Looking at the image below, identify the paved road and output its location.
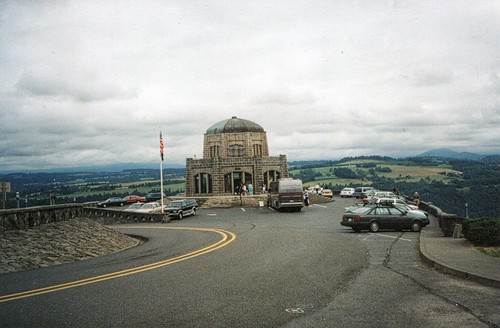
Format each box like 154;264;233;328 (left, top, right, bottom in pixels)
0;198;498;327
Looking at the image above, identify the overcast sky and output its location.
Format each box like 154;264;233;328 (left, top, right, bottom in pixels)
1;1;499;171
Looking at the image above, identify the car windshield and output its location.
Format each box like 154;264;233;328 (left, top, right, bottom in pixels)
168;202;182;208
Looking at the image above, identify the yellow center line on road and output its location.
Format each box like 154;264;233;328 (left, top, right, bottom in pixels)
0;227;236;303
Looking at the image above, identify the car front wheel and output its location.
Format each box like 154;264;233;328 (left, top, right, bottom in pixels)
369;221;380;232
411;221;422;232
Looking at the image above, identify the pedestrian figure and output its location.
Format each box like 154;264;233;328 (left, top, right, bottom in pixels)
248;183;253;196
413;191;420;207
303;189;310;206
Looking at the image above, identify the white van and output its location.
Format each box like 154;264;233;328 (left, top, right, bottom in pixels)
340;187;355;197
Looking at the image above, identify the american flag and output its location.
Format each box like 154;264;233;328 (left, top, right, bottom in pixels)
160;132;164;161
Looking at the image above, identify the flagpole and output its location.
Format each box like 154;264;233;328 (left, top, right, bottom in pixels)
159;129;164;213
160;159;164;213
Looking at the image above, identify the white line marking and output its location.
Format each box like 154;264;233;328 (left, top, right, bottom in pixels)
285;308;305;314
241;208;246;212
313;204;327;208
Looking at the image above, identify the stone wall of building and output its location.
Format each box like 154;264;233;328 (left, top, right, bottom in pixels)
203;131;269;158
185;155;288;196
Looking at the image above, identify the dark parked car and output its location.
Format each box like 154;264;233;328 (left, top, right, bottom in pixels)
341;204;429;233
353;186;375;199
164;199;198;219
97;197;125;208
145;192;165;202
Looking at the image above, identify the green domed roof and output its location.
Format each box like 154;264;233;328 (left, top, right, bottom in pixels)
206;116;265;135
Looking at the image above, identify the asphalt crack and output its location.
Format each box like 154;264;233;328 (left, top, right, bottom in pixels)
383;232;498;328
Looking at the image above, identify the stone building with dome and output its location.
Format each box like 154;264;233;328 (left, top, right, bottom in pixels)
185;116;288;196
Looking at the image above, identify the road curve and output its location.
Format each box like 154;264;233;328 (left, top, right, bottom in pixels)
0;227;236;303
0;203;366;327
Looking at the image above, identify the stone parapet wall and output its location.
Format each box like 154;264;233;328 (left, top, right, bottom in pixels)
172;195;269;208
0;204;85;233
419;201;464;237
81;207;170;225
0;205;169;234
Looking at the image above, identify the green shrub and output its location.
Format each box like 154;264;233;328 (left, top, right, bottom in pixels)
462;218;500;246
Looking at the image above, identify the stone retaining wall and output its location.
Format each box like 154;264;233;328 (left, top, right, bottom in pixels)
0;218;139;274
0;204;85;233
419;201;464;237
0;204;170;234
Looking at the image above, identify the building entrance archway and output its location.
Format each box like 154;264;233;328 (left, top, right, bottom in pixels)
263;170;281;191
224;172;252;194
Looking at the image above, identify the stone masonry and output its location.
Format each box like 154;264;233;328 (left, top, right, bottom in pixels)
0;218;139;274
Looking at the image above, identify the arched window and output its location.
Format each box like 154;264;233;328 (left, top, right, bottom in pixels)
228;144;245;157
210;145;219;158
194;173;212;194
253;144;262;157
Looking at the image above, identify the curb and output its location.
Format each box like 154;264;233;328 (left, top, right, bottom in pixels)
419;233;500;289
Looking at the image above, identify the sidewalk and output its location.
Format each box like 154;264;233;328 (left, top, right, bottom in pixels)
419;215;500;288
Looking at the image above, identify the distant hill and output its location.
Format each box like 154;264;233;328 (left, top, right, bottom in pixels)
417;149;485;161
0;162;185;174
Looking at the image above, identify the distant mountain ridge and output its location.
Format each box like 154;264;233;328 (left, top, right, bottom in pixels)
417;148;485;161
0;162;185;174
2;150;497;174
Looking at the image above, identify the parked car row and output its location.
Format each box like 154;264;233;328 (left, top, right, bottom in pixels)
304;186;402;200
124;202;164;213
97;193;165;208
361;190;398;204
341;197;429;233
98;197;199;220
340;186;382;198
304;185;332;198
341;203;429;233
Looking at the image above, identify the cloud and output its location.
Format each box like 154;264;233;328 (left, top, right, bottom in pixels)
15;68;137;102
249;88;318;106
0;0;499;171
